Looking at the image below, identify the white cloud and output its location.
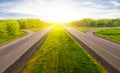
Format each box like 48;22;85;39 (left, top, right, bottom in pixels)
110;1;120;7
0;0;120;23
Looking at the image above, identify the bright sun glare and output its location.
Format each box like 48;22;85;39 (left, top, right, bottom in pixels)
1;0;120;23
39;6;79;23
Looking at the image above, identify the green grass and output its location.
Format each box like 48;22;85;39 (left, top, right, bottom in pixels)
0;30;27;44
22;26;106;73
29;27;45;31
70;26;116;32
95;28;120;43
77;27;98;32
29;25;52;31
70;26;99;32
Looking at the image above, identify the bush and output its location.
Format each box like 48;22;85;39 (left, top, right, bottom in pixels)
6;20;20;36
0;22;7;38
0;20;20;39
18;19;44;29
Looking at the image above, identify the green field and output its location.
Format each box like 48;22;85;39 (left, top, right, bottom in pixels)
22;26;106;73
29;27;45;31
67;26;101;32
29;26;51;31
95;28;120;43
0;30;27;44
67;25;117;32
75;27;98;32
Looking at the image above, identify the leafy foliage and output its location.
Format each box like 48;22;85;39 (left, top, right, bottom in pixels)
0;22;7;38
68;18;120;27
6;20;20;36
18;19;44;29
0;20;20;38
0;19;50;43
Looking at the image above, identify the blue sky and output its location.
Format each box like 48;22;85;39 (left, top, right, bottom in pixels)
0;0;120;22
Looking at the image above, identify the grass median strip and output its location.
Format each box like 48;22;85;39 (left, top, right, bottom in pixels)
22;26;106;73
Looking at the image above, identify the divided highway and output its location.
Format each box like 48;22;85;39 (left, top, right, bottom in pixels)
0;26;120;73
64;26;120;73
0;27;53;73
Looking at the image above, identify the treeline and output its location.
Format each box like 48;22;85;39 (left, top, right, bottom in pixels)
18;19;44;29
68;18;120;27
0;20;20;38
0;19;49;39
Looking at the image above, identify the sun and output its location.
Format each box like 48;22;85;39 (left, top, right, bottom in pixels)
38;6;79;23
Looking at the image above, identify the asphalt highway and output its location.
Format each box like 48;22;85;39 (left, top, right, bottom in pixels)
64;26;120;73
0;27;53;73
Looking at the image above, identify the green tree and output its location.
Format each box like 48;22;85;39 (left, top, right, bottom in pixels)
113;21;119;26
68;18;120;27
0;22;7;38
6;20;20;36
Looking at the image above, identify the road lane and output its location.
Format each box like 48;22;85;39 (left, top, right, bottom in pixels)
64;26;120;73
0;26;53;73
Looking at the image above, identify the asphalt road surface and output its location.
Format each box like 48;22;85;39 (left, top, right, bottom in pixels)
64;26;120;73
0;27;53;73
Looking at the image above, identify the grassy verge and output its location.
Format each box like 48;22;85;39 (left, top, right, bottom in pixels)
29;25;52;31
0;30;27;45
95;28;120;43
76;27;98;32
29;27;45;31
69;26;116;32
68;26;99;32
22;26;106;73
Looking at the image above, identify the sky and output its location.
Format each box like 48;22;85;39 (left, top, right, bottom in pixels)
0;0;120;23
